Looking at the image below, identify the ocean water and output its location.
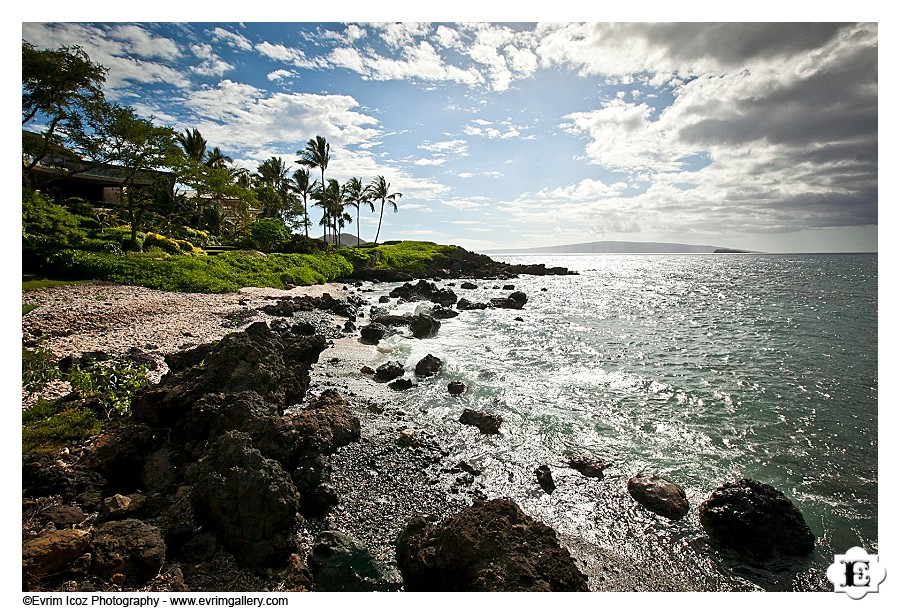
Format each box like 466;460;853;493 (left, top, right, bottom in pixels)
366;253;877;591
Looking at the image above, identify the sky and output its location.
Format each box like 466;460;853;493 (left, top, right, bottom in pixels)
19;15;880;253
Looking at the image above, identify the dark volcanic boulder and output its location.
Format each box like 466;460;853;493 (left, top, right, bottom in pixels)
288;389;361;457
359;323;388;344
535;465;556;494
456;297;490;310
91;519;166;584
698;477;815;559
81;423;159;493
374;361;405;382
567;454;611;478
395;498;588;591
133;322;326;427
414;354;443;377
388;378;415;391
409;314;441;338
389;280;458;307
627;473;689;520
190;432;301;568
447;381;467;395
431;306;459;319
491;291;528;309
459;408;502;434
505;263;574;276
22;453;106;500
286;390;361;516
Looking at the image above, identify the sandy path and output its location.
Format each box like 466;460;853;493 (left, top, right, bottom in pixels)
21;281;353;404
22;281;348;359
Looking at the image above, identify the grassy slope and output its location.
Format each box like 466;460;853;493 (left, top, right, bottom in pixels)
27;241;459;294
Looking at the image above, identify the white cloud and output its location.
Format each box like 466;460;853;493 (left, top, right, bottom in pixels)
107;24;181;61
372;22;432;50
267;69;294;82
176;80;379;155
255;41;318;68
22;23;191;90
210;27;253;51
419;139;469;156
443;196;492;210
328;40;482;86
190;43;233;77
463;119;523;140
414;158;446;166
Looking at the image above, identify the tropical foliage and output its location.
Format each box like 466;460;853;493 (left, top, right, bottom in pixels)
21;42;423;290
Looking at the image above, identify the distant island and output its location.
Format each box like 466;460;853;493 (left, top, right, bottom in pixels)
484;240;755;255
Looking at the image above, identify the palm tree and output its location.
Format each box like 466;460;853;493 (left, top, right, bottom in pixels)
254;156;292;218
312;179;343;245
290;168;314;237
205;146;232;169
367;175;402;245
296;136;330;244
342;177;370;246
177;128;207;162
231;166;252;189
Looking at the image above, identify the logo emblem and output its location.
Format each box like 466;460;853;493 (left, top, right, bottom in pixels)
826;547;886;599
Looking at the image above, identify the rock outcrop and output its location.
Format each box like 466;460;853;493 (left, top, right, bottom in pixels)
22;321;360;591
535;465;556;494
414;354;443;377
459;408;502;434
567;454;611;478
308;530;400;591
698;477;816;559
395;498;589;591
389;280;458;307
627;473;689;520
190;432;301;568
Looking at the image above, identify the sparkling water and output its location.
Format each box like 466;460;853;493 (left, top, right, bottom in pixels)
367;253;877;590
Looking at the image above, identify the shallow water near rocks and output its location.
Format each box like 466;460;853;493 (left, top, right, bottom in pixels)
341;253;876;591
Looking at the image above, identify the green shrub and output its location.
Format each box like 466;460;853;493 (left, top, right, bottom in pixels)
283;234;324;254
68;359;151;419
41;242;448;293
249;218;291;252
22;190;86;273
346;241;457;273
63;197;95;217
22;344;61;393
79;238;125;255
174;225;211;247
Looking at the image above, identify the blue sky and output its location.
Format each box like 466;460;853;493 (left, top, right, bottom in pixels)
20;17;879;252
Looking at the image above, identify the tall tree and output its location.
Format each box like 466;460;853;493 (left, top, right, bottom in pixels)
290;168;315;237
22;42;108;188
205;146;231;169
67;102;176;250
367;176;402;245
254;156;293;219
176;128;207;162
342;177;370;246
296;136;330;244
312;179;344;245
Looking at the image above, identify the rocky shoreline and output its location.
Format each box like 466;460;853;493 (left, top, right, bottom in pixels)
22;274;822;592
